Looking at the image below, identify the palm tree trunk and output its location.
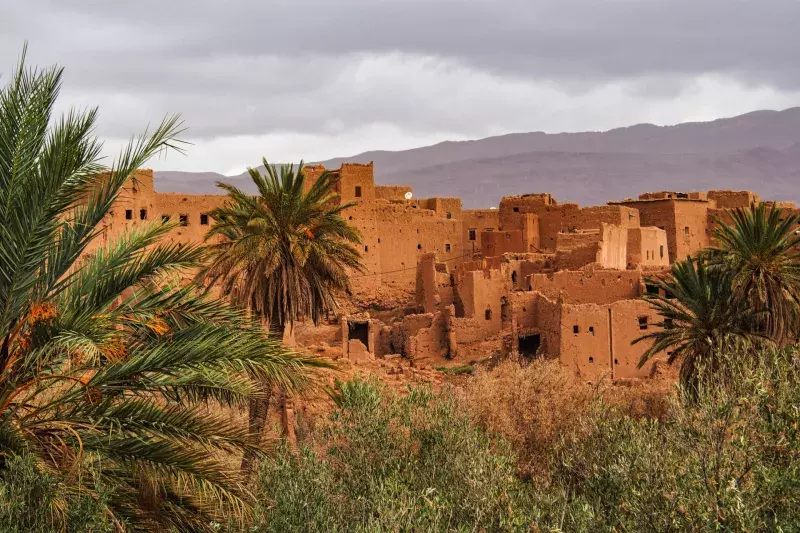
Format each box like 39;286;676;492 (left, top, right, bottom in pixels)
240;388;272;473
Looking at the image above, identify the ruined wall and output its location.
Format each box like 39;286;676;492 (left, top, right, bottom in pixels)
707;190;759;209
375;185;413;201
627;227;669;267
461;209;500;257
528;269;642;305
454;269;505;336
596;223;628;270
609;299;664;379
480;230;524;257
616;198;711;263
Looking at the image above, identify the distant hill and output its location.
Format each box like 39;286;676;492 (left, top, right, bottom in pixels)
156;107;800;208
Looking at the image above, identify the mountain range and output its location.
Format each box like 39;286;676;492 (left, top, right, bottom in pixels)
156;107;800;209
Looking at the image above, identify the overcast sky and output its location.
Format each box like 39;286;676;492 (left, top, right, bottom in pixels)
3;0;800;175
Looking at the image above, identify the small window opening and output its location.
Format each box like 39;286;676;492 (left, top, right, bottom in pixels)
659;245;664;259
484;308;493;321
513;207;519;213
518;334;541;359
364;245;369;252
468;228;476;241
645;284;659;295
588;326;594;335
417;244;422;250
125;209;133;220
573;325;580;334
179;214;188;227
445;243;451;253
378;238;381;244
638;316;649;330
354;186;362;198
684;226;690;237
588;356;594;364
200;214;209;225
349;216;353;220
511;271;518;284
614;358;619;365
446;212;452;219
161;214;170;223
139;209;147;220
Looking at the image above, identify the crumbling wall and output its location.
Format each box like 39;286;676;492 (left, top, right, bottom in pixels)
707;190;759;209
627;227;669;267
454;269;505;337
461;209;500;258
528;269;641;305
375;185;413;201
609;299;665;379
480;230;524;257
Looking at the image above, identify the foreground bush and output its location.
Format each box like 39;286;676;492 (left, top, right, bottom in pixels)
540;349;800;531
250;376;534;532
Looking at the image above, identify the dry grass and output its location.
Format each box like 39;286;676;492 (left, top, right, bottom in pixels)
462;359;675;479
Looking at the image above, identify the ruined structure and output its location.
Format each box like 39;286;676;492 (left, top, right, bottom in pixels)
99;165;784;383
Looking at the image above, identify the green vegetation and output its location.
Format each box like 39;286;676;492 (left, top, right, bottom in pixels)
199;160;364;469
433;363;474;375
0;51;326;530
638;202;800;391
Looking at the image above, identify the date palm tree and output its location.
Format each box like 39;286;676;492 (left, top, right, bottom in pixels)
634;257;761;394
704;203;800;344
0;51;326;530
199;160;364;465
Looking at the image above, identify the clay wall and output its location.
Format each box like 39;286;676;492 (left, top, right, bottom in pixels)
375;185;413;201
528;269;642;305
616;198;711;262
461;209;500;256
454;269;505;336
338;163;376;203
707;190;759;209
480;230;524;257
627;227;669;267
596;223;628;270
560;303;612;380
564;205;641;232
609;299;665;379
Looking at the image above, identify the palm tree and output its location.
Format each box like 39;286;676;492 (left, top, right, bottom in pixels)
0;51;326;530
634;257;762;393
704;203;800;343
199;160;364;463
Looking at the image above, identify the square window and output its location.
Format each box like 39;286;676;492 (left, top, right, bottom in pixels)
445;243;451;253
200;214;209;225
125;209;133;220
638;316;649;330
355;186;362;198
513;207;519;213
161;214;170;223
139;209;147;220
179;214;188;226
446;212;452;219
468;228;476;241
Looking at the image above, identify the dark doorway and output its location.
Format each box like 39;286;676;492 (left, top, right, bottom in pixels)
518;334;541;358
348;321;369;348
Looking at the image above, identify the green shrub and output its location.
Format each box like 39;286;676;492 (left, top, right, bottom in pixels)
539;349;800;531
0;453;114;533
249;376;533;532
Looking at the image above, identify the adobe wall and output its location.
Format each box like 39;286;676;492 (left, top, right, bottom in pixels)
454;269;505;336
481;230;524;257
616;198;711;262
596;223;628;270
707;190;759;209
554;224;627;270
559;298;665;381
338;163;376;203
375;185;413;201
627;227;669;267
461;209;500;257
609;299;665;379
528;269;642;305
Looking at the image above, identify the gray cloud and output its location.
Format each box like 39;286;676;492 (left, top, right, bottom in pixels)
2;0;800;171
